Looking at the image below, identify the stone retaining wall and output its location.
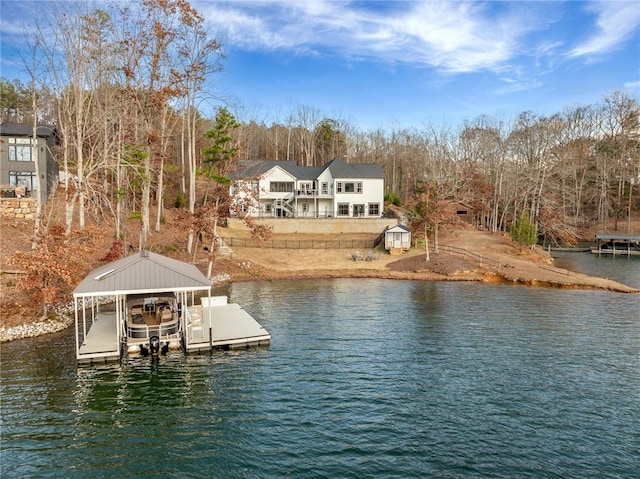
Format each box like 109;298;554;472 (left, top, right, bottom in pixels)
0;198;37;219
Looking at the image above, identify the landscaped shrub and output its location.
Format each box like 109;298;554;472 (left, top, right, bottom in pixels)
385;192;401;207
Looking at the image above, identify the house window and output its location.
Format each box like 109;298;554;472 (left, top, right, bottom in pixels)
299;182;312;195
339;182;362;193
8;138;34;162
368;203;380;216
265;204;272;214
9;171;37;191
337;203;349;216
336;182;343;193
270;181;294;193
321;182;329;195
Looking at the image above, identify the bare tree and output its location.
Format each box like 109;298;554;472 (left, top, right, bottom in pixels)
37;3;106;234
597;91;640;232
289;104;322;165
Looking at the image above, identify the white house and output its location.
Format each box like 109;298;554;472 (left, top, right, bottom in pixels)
230;159;385;219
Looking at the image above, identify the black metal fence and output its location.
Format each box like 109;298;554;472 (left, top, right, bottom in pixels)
220;231;386;250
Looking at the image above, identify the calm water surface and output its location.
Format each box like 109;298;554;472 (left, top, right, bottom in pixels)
1;258;639;478
552;250;640;288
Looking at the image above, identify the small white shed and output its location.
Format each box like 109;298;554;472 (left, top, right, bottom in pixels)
385;224;411;254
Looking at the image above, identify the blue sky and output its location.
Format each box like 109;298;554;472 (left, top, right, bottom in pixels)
1;1;639;130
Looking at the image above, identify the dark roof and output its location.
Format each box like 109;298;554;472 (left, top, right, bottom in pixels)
322;158;385;179
386;224;411;233
0;122;57;138
231;158;384;181
231;160;289;179
74;250;211;297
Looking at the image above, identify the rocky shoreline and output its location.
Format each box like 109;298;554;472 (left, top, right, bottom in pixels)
0;303;76;343
0;315;74;342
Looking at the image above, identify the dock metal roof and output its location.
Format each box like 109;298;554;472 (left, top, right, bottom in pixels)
595;234;640;241
73;250;212;297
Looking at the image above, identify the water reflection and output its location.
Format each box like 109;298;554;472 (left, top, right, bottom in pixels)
2;277;639;478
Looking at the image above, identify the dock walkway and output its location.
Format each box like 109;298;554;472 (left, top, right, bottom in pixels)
78;312;120;363
77;298;270;364
186;301;271;352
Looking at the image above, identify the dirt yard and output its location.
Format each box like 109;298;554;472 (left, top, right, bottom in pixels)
215;223;639;292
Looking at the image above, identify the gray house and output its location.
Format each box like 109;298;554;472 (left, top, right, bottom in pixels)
0;122;59;203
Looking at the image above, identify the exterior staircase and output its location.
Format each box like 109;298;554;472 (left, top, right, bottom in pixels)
275;195;295;217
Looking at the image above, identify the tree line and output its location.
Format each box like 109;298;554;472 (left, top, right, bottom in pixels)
1;0;639;252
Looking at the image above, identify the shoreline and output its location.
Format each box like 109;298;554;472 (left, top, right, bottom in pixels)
1;268;637;344
3;235;638;344
230;266;640;293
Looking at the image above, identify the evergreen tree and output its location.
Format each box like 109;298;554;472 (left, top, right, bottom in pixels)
203;107;240;182
509;214;538;248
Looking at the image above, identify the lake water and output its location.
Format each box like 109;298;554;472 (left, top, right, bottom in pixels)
1;253;639;478
551;250;640;289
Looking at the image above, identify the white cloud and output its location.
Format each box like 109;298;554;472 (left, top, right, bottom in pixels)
197;1;539;73
623;80;640;91
393;2;519;72
568;1;640;57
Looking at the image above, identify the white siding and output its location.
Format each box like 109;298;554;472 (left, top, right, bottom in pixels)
233;161;384;219
333;178;383;218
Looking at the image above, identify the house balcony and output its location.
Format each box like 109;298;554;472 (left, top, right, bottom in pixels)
295;189;333;199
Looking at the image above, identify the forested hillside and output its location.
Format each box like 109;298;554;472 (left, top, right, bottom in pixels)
1;0;638;248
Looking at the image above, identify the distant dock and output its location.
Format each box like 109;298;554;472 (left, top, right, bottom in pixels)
592;234;640;256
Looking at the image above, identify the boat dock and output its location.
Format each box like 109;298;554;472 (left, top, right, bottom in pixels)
76;297;270;364
74;250;270;365
592;234;640;256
